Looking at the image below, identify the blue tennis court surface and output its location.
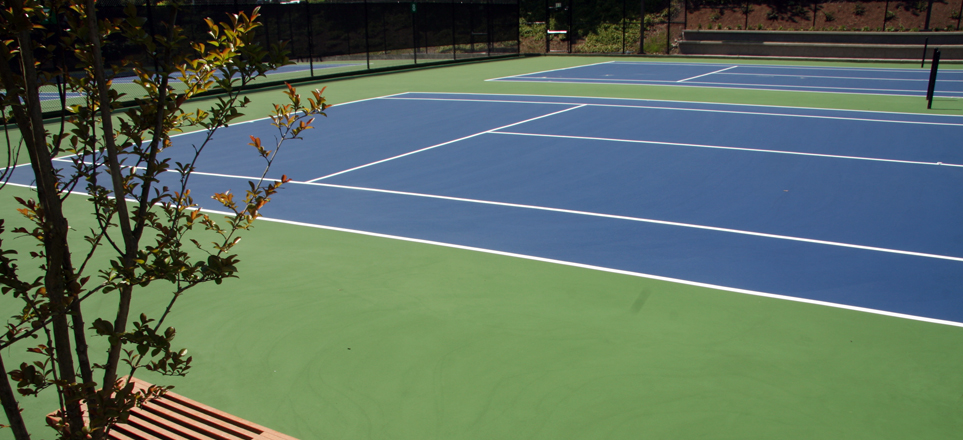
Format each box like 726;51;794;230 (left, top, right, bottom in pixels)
12;92;963;324
490;61;963;97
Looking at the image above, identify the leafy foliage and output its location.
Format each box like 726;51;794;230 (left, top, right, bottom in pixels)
0;0;328;438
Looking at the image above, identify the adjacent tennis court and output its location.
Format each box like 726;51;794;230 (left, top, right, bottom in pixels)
490;60;963;97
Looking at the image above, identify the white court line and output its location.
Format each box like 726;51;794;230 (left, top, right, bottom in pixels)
500;75;683;83
715;71;963;83
491;131;963;168
385;96;963;126
678;66;737;82
59;162;960;263
487;77;961;99
392;91;963;120
484;61;616;82
609;60;963;74
686;79;957;95
305;104;587;182
489;61;963;83
299;181;963;263
499;74;944;95
239;215;963;328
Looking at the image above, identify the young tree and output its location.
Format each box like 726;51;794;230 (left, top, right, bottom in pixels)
0;0;328;438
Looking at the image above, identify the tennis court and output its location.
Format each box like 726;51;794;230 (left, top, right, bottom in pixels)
491;60;963;97
5;56;963;439
15;89;962;322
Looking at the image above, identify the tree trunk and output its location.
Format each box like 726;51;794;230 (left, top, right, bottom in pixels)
9;1;85;433
0;353;31;440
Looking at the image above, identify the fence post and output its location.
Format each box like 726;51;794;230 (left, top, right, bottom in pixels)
883;0;890;29
452;0;458;59
921;37;929;68
568;0;573;53
488;0;493;56
545;0;550;53
621;0;626;54
640;0;646;53
364;0;370;70
812;0;818;29
305;1;314;76
517;0;521;54
923;0;934;30
263;7;272;52
412;1;418;64
665;0;670;54
145;0;158;74
744;0;749;29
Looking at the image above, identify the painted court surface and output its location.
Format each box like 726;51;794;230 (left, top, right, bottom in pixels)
4;58;963;439
72;91;962;325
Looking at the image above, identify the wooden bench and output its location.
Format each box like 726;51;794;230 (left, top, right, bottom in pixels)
47;377;298;440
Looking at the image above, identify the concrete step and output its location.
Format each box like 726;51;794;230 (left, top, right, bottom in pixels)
678;40;963;59
683;30;963;45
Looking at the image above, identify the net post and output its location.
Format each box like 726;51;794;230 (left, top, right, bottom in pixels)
926;48;941;109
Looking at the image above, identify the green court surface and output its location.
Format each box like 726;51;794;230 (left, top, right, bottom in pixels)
4;56;963;439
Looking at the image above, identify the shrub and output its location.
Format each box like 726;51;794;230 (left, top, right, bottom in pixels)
643;30;668;53
575;22;641;53
854;3;866;16
709;12;721;21
824;11;835;22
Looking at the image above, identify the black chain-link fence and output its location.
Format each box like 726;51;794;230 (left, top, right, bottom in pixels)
519;0;684;54
686;0;961;32
35;0;519;113
520;0;962;54
105;0;518;68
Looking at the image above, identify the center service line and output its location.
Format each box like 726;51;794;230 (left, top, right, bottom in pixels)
677;65;738;82
306;104;587;182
